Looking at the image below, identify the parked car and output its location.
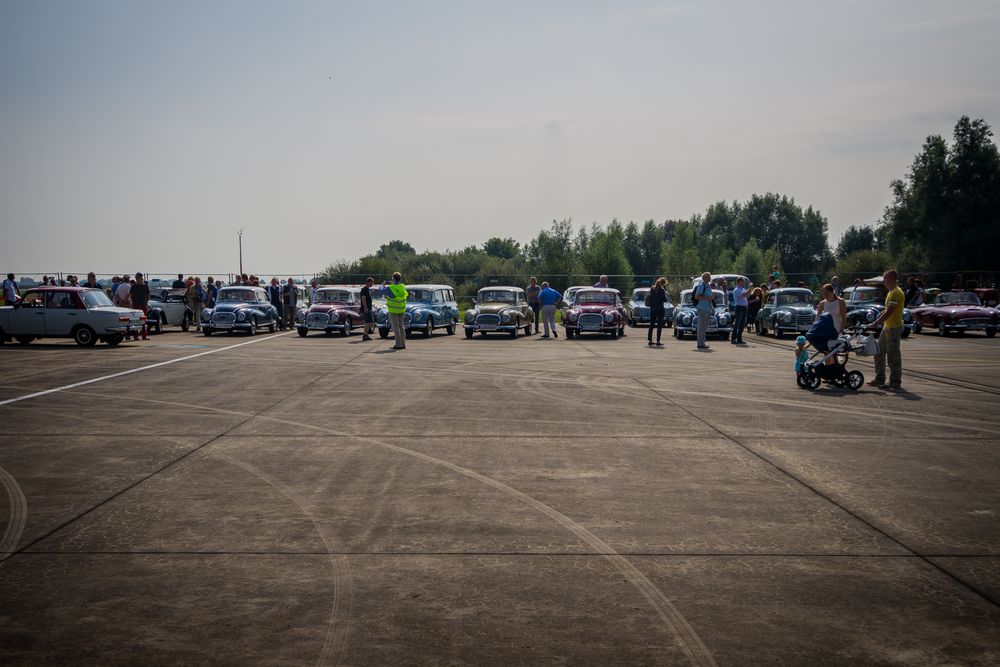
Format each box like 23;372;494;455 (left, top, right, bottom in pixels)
201;286;280;336
562;286;590;307
672;288;732;340
376;284;459;338
561;288;627;339
755;288;817;338
0;287;144;346
627;288;673;328
843;286;914;338
911;291;999;337
296;286;366;337
691;274;749;313
464;287;533;338
147;288;194;334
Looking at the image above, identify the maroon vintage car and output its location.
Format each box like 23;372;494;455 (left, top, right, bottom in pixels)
561;288;627;339
912;291;999;337
296;286;367;337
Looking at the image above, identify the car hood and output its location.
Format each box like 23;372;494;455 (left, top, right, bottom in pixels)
88;306;144;317
309;303;352;313
569;304;618;313
474;303;518;314
774;305;815;313
941;306;997;317
210;301;257;312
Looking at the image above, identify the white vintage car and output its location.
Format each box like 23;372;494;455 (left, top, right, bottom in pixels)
0;287;145;346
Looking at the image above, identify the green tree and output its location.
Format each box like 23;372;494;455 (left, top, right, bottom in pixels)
733;194;829;275
834;250;893;285
482;237;520;259
663;222;701;279
581;224;633;293
835;225;879;259
525;219;580;289
639;220;665;276
622;221;644;276
733;241;766;282
376;240;416;259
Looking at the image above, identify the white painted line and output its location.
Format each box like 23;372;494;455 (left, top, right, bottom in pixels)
0;332;292;407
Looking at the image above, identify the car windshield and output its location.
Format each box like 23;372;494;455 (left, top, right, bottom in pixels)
682;290;724;307
82;290;113;308
576;291;615;305
778;292;813;307
852;288;884;302
479;290;516;303
218;289;255;302
315;289;352;303
407;289;432;302
632;290;649;302
937;292;981;306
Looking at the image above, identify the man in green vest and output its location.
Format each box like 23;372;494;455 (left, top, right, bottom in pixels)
379;271;408;349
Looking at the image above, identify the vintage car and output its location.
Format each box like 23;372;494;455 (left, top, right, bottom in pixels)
911;291;999;337
627;288;674;327
755;288;817;338
0;287;144;346
672;288;732;340
147;288;194;334
464;286;534;338
201;286;280;336
296;286;368;337
561;286;590;307
691;274;749;312
376;284;459;338
561;288;627;339
843;286;914;338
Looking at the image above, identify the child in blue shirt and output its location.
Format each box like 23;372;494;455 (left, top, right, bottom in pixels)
795;335;810;374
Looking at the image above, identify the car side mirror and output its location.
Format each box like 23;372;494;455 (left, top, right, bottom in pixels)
471;298;476;304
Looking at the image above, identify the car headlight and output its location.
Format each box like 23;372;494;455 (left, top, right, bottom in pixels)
567;311;579;322
603;311;614;322
236;311;246;322
201;309;212;322
781;312;792;323
412;311;423;321
903;310;912;323
719;313;730;324
501;312;511;323
377;310;387;322
681;314;692;325
465;311;475;323
866;310;877;323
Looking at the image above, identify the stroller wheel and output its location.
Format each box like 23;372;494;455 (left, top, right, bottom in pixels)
807;372;822;390
796;372;811;389
846;370;864;391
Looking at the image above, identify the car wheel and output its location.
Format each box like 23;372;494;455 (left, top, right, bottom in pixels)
15;335;33;345
73;325;98;347
268;321;276;333
424;317;434;338
937;318;947;336
342;320;352;337
566;328;575;339
464;328;473;339
105;333;125;346
846;370;864;391
203;328;213;337
297;328;308;337
509;327;518;339
479;330;487;337
772;320;783;339
901;327;910;339
378;328;389;339
446;321;456;335
524;323;531;336
181;313;192;332
150;316;163;335
247;318;257;336
987;328;997;338
673;327;680;339
913;322;922;334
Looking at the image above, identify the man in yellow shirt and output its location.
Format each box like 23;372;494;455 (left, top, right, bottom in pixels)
869;269;905;390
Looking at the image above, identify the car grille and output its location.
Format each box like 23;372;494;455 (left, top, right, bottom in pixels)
307;312;329;324
579;313;603;328
476;314;501;327
963;318;993;326
796;314;813;327
212;312;235;325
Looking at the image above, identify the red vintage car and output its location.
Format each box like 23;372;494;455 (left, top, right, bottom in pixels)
561;288;627;339
912;291;999;337
296;286;367;337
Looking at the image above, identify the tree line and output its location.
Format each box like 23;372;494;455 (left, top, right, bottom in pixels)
322;115;998;299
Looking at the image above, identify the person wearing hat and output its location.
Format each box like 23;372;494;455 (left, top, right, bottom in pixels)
129;272;150;340
795;335;809;375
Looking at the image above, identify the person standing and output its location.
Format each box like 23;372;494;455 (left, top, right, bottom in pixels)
594;275;610;288
359;277;376;341
747;286;763;333
130;272;150;340
205;277;218;308
281;278;298;331
309;278;319;306
189;277;206;331
82;272;100;289
526;276;541;334
730;277;749;344
694;272;714;349
172;274;185;289
380;272;408;349
115;275;132;306
647;277;668;347
267;278;284;329
538;281;562;338
869;269;905;391
3;273;19;306
830;275;843;297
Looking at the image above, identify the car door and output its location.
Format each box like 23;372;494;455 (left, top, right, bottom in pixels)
43;291;80;336
8;291;46;335
433;290;448;327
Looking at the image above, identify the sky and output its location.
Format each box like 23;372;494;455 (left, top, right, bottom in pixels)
2;0;999;277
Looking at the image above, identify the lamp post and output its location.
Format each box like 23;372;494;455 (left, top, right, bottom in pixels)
238;229;244;276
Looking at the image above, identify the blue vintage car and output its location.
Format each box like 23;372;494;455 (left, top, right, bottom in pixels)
201;286;280;336
627;287;673;328
376;284;459;338
672;288;732;340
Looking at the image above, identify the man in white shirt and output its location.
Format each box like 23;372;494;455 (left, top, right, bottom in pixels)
3;273;19;306
115;275;132;306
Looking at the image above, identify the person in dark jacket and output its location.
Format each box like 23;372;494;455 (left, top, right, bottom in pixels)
267;278;284;329
647;277;668;346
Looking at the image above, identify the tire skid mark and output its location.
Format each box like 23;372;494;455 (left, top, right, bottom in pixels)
213;454;354;667
77;391;718;667
0;466;28;561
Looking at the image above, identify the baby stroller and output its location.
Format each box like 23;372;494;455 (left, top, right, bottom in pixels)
797;321;879;391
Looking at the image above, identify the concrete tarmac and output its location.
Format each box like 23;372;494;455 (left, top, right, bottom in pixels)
1;325;998;665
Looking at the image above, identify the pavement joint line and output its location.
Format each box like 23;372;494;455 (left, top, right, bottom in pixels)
0;336;383;567
0;331;294;407
10;551;998;557
634;377;1000;611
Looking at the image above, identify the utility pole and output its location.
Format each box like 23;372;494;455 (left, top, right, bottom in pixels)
238;229;244;276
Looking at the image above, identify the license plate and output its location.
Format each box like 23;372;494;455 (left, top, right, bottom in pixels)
480;324;497;331
581;324;600;331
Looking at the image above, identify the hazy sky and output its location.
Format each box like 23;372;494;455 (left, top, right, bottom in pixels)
2;0;999;276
